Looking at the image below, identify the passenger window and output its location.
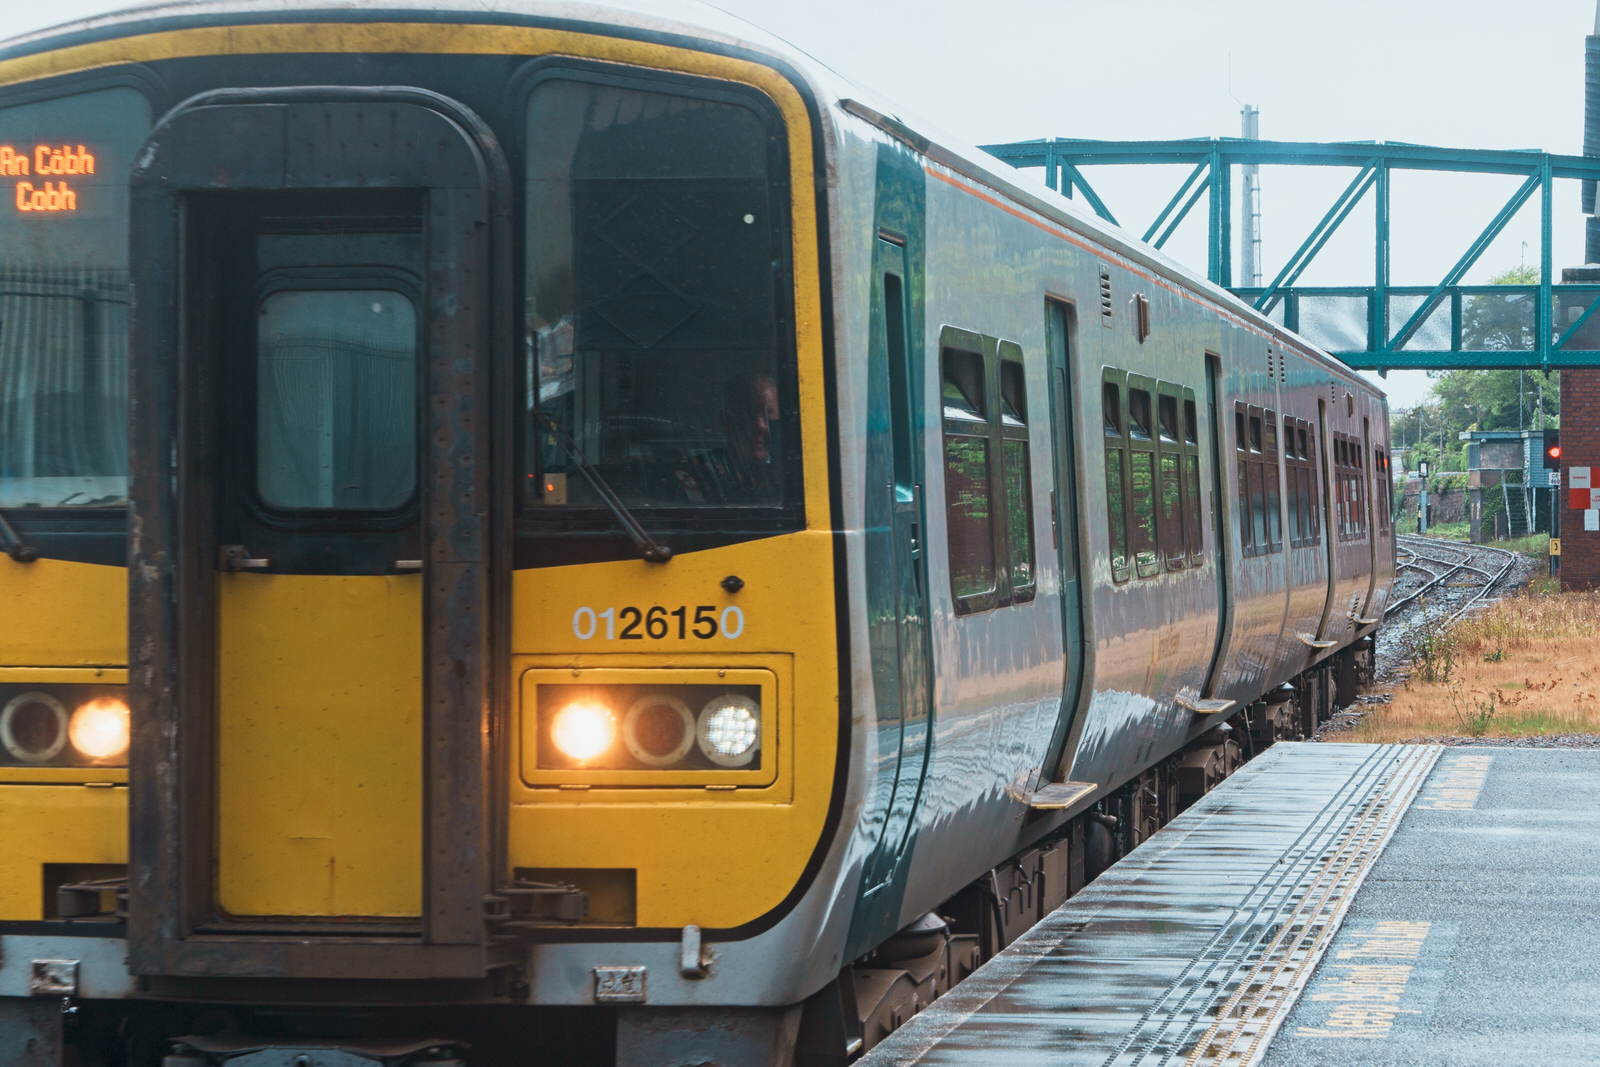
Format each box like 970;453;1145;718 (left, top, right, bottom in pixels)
1263;410;1281;551
942;347;995;609
1128;379;1158;576
1247;408;1266;553
1183;395;1202;565
1157;390;1184;568
1235;406;1252;556
1000;354;1034;601
1307;427;1321;543
1104;374;1130;582
1284;417;1301;548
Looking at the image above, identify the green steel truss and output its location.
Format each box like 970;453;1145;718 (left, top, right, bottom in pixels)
979;137;1600;370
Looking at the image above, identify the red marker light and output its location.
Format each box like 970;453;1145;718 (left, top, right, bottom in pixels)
1551;446;1561;458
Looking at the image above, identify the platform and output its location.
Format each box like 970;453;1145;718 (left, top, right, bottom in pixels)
856;742;1445;1067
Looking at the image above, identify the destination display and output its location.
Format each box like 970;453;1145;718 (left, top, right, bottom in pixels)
0;144;95;211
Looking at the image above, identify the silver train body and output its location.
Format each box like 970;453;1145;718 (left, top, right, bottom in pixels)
535;0;1393;1021
0;2;1392;1061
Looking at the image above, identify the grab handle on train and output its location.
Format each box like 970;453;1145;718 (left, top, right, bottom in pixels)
218;545;272;571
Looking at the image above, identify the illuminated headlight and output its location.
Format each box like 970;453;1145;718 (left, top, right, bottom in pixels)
0;685;130;767
68;697;130;760
0;692;68;763
550;702;616;762
697;695;760;767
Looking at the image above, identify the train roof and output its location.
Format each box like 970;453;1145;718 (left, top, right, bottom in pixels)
0;0;1381;398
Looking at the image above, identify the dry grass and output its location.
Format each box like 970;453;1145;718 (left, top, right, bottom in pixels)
1340;588;1600;742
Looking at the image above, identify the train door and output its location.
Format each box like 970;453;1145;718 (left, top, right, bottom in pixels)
1041;300;1087;769
846;147;932;957
1358;416;1378;619
1201;354;1233;696
210;200;428;920
1313;398;1340;641
127;92;507;979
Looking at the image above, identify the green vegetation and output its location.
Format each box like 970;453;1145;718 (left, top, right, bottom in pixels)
1390;266;1558;478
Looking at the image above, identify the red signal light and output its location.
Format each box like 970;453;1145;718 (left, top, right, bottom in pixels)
1551;445;1561;458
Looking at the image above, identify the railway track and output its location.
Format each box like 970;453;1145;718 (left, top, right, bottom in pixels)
1388;535;1520;626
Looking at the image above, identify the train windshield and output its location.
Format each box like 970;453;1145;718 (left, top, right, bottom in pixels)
0;87;150;509
524;76;793;511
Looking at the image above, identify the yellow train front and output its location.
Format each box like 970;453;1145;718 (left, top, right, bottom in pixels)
0;2;1395;1064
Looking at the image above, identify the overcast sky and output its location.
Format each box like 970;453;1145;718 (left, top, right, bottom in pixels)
10;0;1598;408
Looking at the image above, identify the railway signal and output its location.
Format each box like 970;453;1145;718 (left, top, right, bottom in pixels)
1544;428;1561;469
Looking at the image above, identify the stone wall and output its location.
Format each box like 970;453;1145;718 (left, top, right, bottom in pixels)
1398;478;1467;527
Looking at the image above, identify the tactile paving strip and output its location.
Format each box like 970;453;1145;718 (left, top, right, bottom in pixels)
857;743;1443;1067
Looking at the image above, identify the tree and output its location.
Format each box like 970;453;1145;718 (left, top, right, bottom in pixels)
1389;266;1562;475
1458;264;1542;353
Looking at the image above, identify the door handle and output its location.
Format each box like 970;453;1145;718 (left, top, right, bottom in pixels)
218;545;272;571
393;560;423;571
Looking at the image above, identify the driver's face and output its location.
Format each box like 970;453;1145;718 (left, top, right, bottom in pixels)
745;380;780;462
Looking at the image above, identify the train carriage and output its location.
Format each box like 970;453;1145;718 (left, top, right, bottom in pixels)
0;3;1392;1064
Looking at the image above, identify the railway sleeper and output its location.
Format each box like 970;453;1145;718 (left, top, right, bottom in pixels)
796;649;1378;1063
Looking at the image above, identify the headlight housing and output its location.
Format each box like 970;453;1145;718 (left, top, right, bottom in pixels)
536;683;763;772
0;685;129;767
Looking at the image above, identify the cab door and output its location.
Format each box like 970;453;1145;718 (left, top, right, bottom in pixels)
845;145;933;958
211;205;427;919
127;92;508;979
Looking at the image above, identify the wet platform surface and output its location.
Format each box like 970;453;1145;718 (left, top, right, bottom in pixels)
857;742;1441;1067
1264;747;1600;1066
860;742;1600;1066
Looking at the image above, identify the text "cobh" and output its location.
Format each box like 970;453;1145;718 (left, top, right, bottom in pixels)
17;181;76;212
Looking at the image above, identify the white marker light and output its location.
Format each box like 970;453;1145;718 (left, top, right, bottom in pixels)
697;695;760;767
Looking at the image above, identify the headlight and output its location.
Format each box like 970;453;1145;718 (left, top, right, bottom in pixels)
535;682;763;772
550;702;616;762
697;695;760;767
0;692;68;763
0;684;130;768
68;697;130;760
623;694;696;766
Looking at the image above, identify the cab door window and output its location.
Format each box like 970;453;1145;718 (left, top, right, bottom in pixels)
256;289;417;510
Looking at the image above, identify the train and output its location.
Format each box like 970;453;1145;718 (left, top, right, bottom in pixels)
0;2;1394;1064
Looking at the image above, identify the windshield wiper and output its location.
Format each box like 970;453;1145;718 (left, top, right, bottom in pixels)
536;412;672;563
0;510;37;562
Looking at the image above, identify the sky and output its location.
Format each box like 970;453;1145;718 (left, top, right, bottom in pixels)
10;0;1598;409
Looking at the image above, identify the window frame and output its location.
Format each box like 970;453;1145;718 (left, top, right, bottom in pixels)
941;327;1035;615
1127;373;1161;578
514;59;804;542
1103;367;1132;583
998;341;1036;604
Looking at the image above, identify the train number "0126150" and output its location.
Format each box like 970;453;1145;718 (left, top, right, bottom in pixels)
572;605;746;641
